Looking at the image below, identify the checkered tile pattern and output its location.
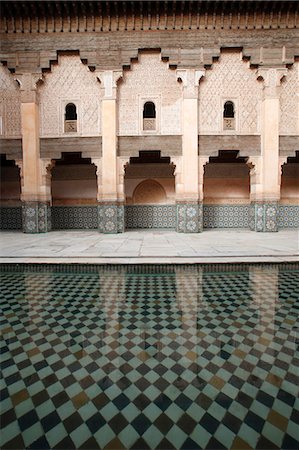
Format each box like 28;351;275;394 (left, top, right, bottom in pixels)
1;265;299;449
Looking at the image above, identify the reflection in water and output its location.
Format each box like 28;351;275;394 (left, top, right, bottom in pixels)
1;264;298;450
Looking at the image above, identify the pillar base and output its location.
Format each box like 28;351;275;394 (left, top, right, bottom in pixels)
22;202;51;233
249;202;279;232
176;202;203;233
98;203;124;233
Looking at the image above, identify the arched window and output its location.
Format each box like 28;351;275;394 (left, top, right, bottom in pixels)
223;101;235;118
143;101;156;131
143;102;156;119
223;101;235;130
64;103;77;132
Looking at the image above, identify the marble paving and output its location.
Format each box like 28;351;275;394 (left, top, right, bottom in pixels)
0;229;298;264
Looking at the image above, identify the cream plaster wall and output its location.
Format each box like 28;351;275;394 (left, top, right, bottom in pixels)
0;166;21;204
280;62;299;135
0;64;21;138
118;52;182;135
199;51;262;134
203;163;250;203
39;55;102;138
51;164;97;204
281;163;299;203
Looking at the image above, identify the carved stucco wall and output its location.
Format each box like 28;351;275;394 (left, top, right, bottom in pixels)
0;64;21;138
39;55;102;138
199;51;262;135
118;52;182;135
280;62;299;135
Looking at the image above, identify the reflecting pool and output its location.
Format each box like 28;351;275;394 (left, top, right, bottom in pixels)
1;264;298;450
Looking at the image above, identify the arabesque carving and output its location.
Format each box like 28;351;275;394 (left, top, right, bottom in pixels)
0;64;21;138
280;62;298;135
118;53;182;135
199;52;263;134
39;55;102;137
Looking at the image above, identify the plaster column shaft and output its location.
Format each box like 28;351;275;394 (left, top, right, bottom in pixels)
102;99;117;201
176;69;205;233
250;67;287;232
21;102;40;201
17;73;51;232
182;98;199;199
97;70;124;233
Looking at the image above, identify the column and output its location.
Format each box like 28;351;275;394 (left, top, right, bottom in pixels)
176;69;205;232
17;73;51;233
96;70;124;233
250;67;287;232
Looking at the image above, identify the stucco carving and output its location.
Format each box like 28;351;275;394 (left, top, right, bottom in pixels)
0;64;21;138
39;55;102;137
199;52;263;134
118;53;182;135
280;62;298;135
133;179;167;204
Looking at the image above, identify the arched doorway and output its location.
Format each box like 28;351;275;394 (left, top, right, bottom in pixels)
51;152;98;229
203;150;250;228
0;154;22;230
124;151;176;229
280;151;299;228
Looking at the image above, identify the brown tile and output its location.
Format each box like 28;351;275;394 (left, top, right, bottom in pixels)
104;437;126;450
234;349;247;359
71;391;89;409
1;327;13;335
267;410;289;431
79;436;101;449
231;436;253;450
11;389;29;407
185;350;197;361
210;375;226;390
27;347;40;358
266;373;283;388
137;351;150;362
92;392;110;409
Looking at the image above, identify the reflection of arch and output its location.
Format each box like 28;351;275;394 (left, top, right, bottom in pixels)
133;179;166;204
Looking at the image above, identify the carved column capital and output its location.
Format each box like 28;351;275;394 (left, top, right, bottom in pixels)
176;68;205;98
96;70;123;99
14;72;43;103
257;67;287;98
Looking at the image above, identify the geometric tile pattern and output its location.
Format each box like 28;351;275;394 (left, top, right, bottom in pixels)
98;204;124;234
52;206;98;230
176;203;203;233
203;204;250;229
0;206;22;230
1;264;298;450
278;205;299;229
125;205;176;229
22;202;51;233
250;202;279;232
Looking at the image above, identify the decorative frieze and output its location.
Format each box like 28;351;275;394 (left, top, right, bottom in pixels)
203;205;249;228
0;206;22;230
98;204;124;233
125;205;176;229
176;203;203;233
22;202;51;233
249;202;279;232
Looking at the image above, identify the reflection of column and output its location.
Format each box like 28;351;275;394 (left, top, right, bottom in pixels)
249;266;278;386
176;69;205;233
199;156;209;229
17;73;51;233
96;70;124;233
175;267;203;374
250;68;287;232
